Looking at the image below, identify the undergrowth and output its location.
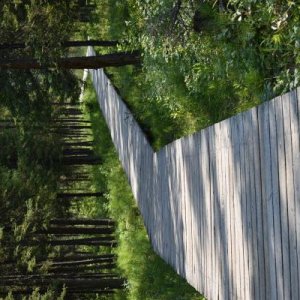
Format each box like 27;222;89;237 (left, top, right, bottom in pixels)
81;0;299;149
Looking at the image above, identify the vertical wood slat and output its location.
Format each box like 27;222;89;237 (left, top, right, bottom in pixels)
88;47;300;300
208;126;216;300
231;116;243;299
294;88;300;298
241;111;253;300
258;101;276;300
200;130;210;295
251;107;265;300
269;98;284;300
243;110;258;299
223;118;231;300
215;123;222;300
274;96;291;300
282;92;299;300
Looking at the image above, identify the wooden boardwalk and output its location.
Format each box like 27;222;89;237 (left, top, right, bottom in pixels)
87;47;300;300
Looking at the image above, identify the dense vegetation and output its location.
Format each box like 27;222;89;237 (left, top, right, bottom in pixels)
83;0;300;149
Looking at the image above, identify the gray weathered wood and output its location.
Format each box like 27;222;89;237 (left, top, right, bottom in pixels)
274;95;291;300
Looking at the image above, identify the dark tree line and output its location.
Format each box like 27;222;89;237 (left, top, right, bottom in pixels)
0;1;130;298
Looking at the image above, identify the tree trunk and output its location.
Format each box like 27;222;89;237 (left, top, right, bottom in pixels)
0;40;119;50
52;252;116;265
63;148;94;155
0;51;140;69
0;288;114;296
47;237;117;247
61;156;101;166
51;102;80;106
59;108;83;115
55;125;92;130
62;141;94;147
57;192;104;199
0;277;125;289
50;218;115;226
49;263;116;273
0;273;118;280
36;226;114;235
53;119;92;124
66;289;114;295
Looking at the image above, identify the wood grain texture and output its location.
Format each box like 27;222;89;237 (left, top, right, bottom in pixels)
87;47;300;300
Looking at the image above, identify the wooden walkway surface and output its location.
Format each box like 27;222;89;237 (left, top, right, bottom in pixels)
87;47;300;300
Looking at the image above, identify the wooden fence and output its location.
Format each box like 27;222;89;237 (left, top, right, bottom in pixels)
87;47;300;300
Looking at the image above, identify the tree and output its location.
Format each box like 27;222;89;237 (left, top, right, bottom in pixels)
0;40;119;50
50;218;115;226
0;51;141;69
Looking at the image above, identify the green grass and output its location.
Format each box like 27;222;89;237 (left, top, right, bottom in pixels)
80;78;204;300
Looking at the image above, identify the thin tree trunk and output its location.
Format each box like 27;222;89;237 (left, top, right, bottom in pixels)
50;218;115;226
0;273;118;280
56;134;92;139
59;108;83;115
53;119;92;124
57;192;104;199
0;277;125;289
36;226;114;235
66;289;114;295
0;289;114;296
62;141;94;147
48;237;116;247
63;149;94;156
51;102;80;106
0;40;119;50
53;253;115;261
54;125;92;130
61;156;101;165
0;51;140;69
49;263;116;273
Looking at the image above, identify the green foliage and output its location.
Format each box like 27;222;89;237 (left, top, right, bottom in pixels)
2;287;67;300
0;1;80;123
85;0;299;149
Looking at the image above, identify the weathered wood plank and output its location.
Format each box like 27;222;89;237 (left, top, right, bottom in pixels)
258;101;276;300
239;111;251;300
180;136;192;282
213;123;221;300
269;97;283;300
274;95;291;300
245;108;259;299
282;92;299;300
200;130;210;295
193;131;204;292
232;115;244;299
207;126;216;300
295;88;300;298
227;116;238;299
241;110;254;300
168;141;183;274
219;119;230;300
